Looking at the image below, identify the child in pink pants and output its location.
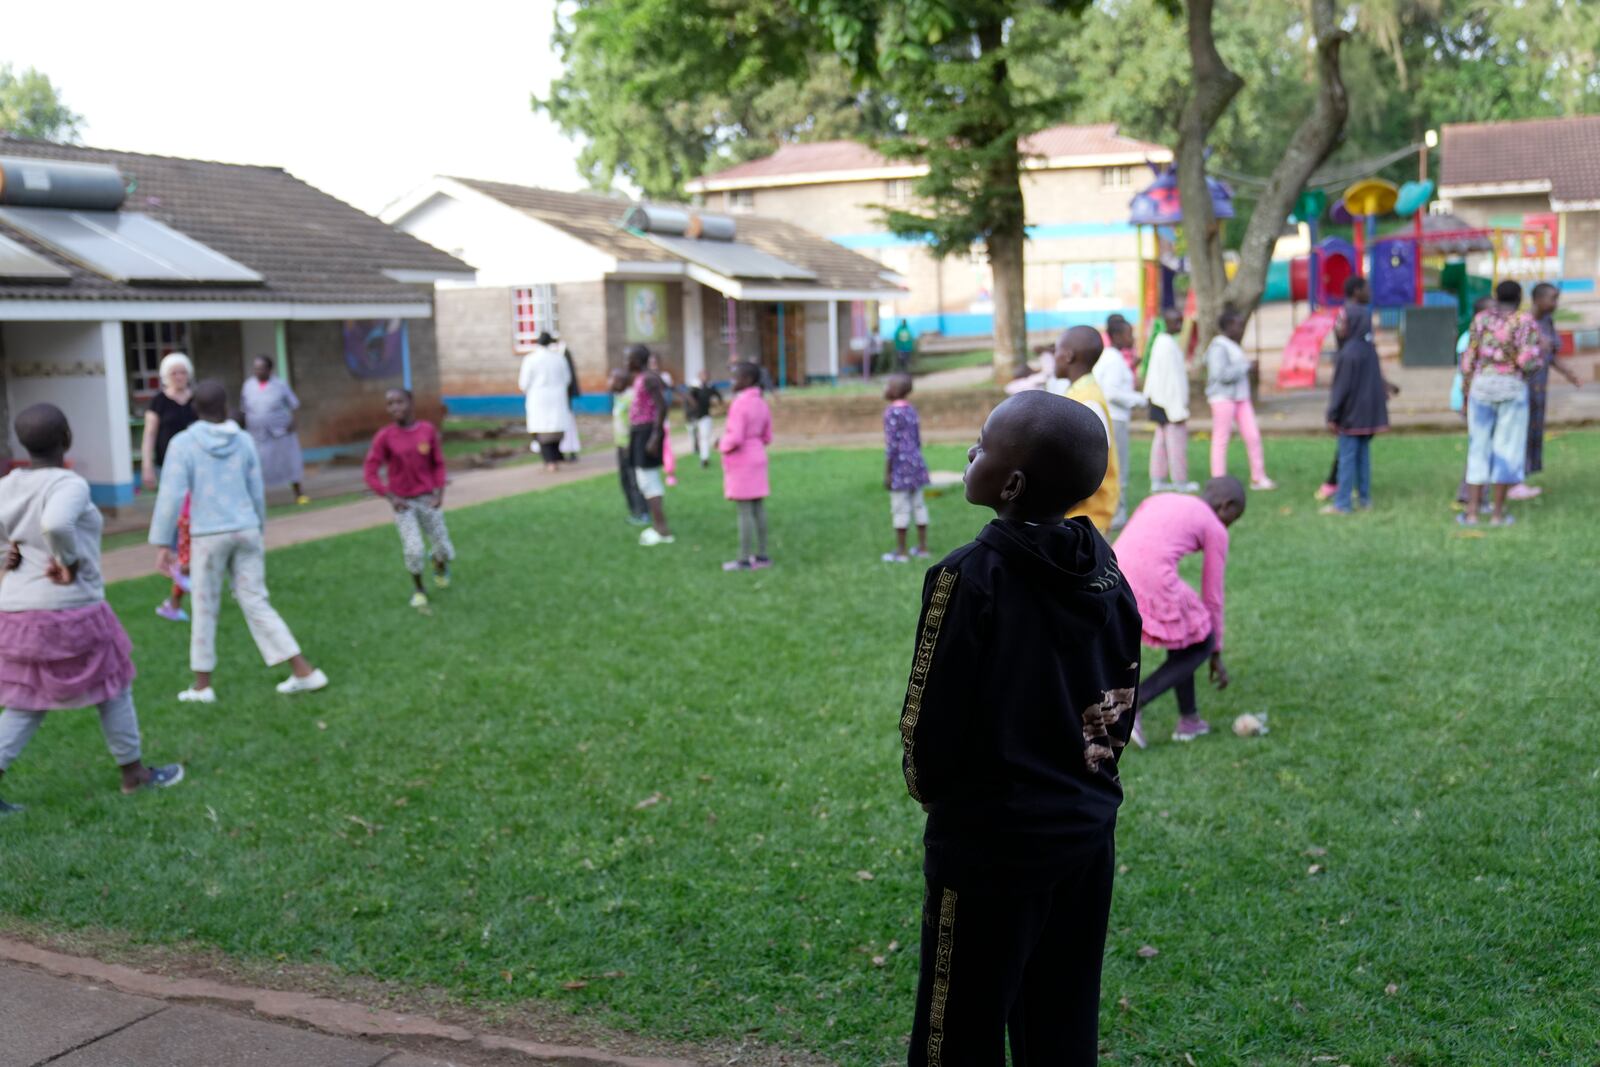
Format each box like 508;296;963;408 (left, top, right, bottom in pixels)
1203;311;1275;490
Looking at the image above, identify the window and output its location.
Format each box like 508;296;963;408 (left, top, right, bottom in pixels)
122;321;190;406
726;189;755;213
1101;166;1134;189
512;285;559;350
886;178;913;204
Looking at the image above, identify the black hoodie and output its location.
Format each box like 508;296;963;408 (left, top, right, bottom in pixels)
898;517;1143;889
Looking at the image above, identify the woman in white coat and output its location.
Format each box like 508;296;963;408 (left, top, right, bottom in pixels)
519;332;573;472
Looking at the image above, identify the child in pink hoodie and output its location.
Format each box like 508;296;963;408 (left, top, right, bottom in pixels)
719;362;773;571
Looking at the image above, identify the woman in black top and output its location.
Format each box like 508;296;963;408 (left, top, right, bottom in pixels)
140;352;197;622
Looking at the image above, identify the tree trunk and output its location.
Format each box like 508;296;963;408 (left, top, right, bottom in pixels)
977;16;1030;382
988;228;1029;380
1179;0;1350;351
1175;0;1243;353
1223;0;1348;321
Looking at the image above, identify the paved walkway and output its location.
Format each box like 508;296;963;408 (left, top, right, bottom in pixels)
0;939;697;1067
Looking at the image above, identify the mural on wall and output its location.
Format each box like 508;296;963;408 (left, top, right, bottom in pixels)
1060;262;1119;308
625;283;668;343
343;319;405;379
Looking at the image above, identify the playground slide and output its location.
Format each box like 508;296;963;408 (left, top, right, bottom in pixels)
1278;309;1339;390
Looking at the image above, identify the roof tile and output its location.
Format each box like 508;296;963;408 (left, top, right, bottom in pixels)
1440;116;1600;204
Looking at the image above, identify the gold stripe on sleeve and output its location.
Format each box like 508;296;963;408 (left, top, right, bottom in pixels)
900;568;957;803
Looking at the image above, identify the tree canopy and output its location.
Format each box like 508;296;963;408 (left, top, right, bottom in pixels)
0;64;82;143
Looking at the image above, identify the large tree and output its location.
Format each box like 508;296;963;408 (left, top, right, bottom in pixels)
800;0;1090;379
0;64;81;143
539;1;896;199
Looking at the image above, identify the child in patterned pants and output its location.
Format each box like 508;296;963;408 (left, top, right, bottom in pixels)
363;389;455;608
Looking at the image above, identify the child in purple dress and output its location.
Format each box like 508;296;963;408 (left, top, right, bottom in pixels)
881;373;931;563
0;404;183;814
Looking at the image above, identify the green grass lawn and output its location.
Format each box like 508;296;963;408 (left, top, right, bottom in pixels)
4;431;1600;1065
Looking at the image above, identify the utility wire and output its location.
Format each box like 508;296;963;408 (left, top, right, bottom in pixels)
1210;141;1424;192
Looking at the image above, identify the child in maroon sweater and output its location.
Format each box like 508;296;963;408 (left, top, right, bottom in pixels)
363;389;454;608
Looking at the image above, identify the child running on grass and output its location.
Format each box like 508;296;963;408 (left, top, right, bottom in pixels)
1050;325;1121;534
899;390;1141;1065
0;404;184;814
151;380;328;704
363;388;455;608
881;372;931;563
1114;476;1245;746
719;361;773;571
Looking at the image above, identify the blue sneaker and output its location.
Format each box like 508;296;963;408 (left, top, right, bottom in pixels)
0;797;24;816
125;764;184;794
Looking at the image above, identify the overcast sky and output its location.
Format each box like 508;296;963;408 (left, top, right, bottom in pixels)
4;0;588;215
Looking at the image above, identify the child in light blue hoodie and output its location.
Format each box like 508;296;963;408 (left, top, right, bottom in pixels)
148;381;328;704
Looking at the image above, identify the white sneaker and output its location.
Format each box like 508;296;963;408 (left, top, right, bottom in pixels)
178;687;217;704
1176;481;1201;493
638;528;675;546
276;669;329;695
409;591;429;609
1150;480;1171;493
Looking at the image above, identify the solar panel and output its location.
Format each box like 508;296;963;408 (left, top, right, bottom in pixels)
647;234;817;281
0;230;71;282
0;206;262;284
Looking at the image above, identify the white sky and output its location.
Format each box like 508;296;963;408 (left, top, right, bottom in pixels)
4;0;588;215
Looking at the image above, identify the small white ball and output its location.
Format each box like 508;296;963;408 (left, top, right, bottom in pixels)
1232;713;1265;737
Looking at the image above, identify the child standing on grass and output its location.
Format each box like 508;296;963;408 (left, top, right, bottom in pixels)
718;362;773;571
899;390;1141;1066
364;388;455;609
881;372;931;563
0;404;184;814
1050;326;1121;534
1322;277;1393;515
1114;477;1245;747
610;368;650;525
1144;306;1197;492
1205;310;1276;490
683;371;724;469
627;345;674;546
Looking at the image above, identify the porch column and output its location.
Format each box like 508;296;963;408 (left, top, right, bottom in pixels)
0;320;135;506
682;282;705;380
827;300;840;379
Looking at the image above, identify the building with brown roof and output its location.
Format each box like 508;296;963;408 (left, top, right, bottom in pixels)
683;124;1173;341
0;137;472;505
381;177;905;406
1439;117;1600;292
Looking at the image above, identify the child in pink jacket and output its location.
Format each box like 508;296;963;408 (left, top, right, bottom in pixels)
719;362;773;571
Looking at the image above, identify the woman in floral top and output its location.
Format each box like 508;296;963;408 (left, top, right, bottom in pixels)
1459;280;1543;527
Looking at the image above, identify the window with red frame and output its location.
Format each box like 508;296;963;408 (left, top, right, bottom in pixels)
512;285;558;350
123;321;191;408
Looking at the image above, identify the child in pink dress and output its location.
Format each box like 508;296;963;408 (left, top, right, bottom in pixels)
718;362;773;571
0;404;184;813
1112;477;1247;746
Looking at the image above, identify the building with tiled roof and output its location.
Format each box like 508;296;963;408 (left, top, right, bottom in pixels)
382;177;905;404
0;138;473;503
1439;117;1600;289
683;125;1173;341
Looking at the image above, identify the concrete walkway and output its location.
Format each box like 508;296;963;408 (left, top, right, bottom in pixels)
0;939;698;1067
100;459;605;584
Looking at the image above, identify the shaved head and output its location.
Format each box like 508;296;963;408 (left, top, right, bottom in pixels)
193;379;228;421
968;391;1108;517
1202;475;1247;526
14;403;70;456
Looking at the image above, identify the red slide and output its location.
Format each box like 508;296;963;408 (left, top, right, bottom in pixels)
1277;309;1339;390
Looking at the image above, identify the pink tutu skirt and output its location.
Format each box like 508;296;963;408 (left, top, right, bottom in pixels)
0;602;136;711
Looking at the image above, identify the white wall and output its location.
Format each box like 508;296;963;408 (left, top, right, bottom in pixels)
804;303;832;377
395;192;616;288
2;320;134;502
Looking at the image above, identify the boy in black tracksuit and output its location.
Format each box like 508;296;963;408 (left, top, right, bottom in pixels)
900;390;1143;1066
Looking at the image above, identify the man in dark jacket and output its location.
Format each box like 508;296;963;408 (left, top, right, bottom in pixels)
899;390;1143;1066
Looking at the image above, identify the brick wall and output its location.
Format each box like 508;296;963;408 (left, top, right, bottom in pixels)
606;280;686;382
435;286;516;396
287;319;444;448
557;280;611;391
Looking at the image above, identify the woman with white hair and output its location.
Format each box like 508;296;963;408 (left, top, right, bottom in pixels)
140;352;197;622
